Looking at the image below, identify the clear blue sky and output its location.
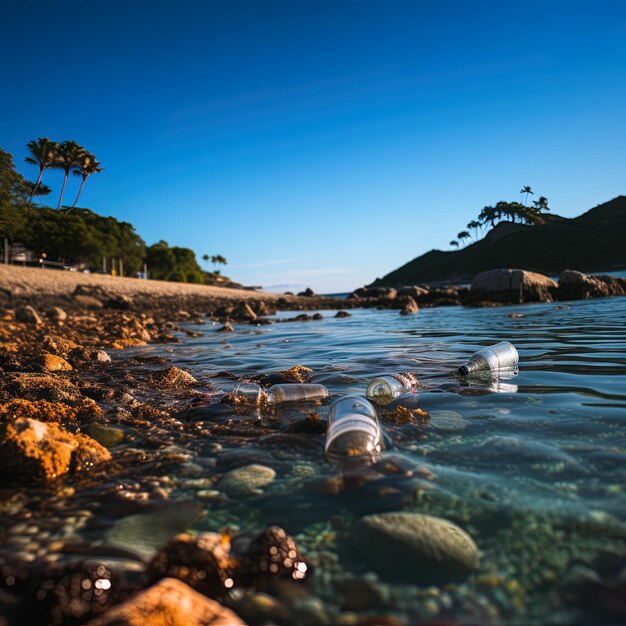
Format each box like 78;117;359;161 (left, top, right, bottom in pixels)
2;1;625;292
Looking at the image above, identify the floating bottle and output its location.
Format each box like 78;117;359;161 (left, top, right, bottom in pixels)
325;395;382;464
232;382;328;404
366;373;417;405
456;341;519;376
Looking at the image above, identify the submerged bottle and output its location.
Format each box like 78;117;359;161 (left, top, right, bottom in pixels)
457;341;519;376
325;395;383;464
232;382;329;404
366;372;417;405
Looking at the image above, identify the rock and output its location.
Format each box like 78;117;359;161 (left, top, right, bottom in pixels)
335;310;352;318
73;294;104;309
469;269;557;304
234;525;309;586
105;295;134;310
218;322;234;332
595;274;626;296
399;297;419;315
0;417;111;481
312;313;324;320
84;578;246;626
92;349;112;364
43;335;81;357
36;353;73;372
233;302;257;322
397;285;429;299
218;464;276;497
150;366;197;387
232;592;291;625
253;301;275;316
84;423;125;447
558;270;611;300
429;410;469;431
298;288;315;297
148;532;235;598
15;305;43;325
351;287;397;300
48;306;67;322
348;512;480;583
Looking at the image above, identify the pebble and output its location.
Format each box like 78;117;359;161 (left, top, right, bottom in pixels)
218;463;276;497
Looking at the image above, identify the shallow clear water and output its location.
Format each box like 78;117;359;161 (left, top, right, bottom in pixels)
162;297;626;624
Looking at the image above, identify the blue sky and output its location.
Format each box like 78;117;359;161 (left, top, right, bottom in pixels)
2;0;625;292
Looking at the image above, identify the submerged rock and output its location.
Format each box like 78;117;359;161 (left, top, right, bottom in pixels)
0;417;111;481
334;310;352;318
218;464;276;497
149;532;235;597
84;577;246;626
348;512;480;583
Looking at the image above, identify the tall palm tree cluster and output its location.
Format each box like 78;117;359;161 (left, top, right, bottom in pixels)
24;137;104;209
449;186;550;248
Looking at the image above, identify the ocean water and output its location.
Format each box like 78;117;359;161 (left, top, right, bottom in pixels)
3;297;625;626
158;296;626;625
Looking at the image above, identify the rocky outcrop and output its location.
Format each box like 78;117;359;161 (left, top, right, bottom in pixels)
468;269;557;304
84;578;246;626
558;270;624;300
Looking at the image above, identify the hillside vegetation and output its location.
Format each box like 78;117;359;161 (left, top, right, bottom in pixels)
371;196;626;286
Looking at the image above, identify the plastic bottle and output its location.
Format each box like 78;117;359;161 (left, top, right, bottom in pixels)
325;395;382;464
366;373;417;405
457;341;519;376
232;382;328;404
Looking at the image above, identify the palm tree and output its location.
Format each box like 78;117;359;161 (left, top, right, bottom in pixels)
457;231;470;246
202;254;210;270
71;152;104;207
24;137;58;204
533;196;549;212
467;219;481;241
211;254;228;272
450;240;459;248
54;141;85;209
520;185;534;206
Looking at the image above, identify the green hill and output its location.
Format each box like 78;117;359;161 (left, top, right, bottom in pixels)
370;196;626;286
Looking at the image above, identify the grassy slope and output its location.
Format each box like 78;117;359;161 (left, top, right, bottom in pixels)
371;196;626;286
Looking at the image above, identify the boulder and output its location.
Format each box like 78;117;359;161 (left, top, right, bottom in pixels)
84;578;246;626
105;295;134;310
0;417;111;481
15;304;43;325
73;294;104;309
334;310;352;318
351;287;397;300
558;270;611;300
48;306;68;322
399;297;419;315
595;274;626;296
469;269;557;304
233;302;257;322
348;512;480;584
397;285;429;299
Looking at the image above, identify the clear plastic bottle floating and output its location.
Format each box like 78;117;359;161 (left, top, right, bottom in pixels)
325;395;383;464
366;372;417;405
232;382;329;404
457;341;519;376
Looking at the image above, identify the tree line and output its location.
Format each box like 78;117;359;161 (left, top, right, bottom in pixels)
1;145;228;283
449;186;550;248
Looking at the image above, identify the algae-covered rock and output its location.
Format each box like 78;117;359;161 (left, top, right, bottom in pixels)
84;423;125;447
348;511;480;583
0;417;111;481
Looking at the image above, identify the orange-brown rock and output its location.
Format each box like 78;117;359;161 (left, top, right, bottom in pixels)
149;366;197;387
43;335;81;357
84;578;246;626
37;352;73;371
0;417;111;480
111;338;147;350
0;398;103;425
